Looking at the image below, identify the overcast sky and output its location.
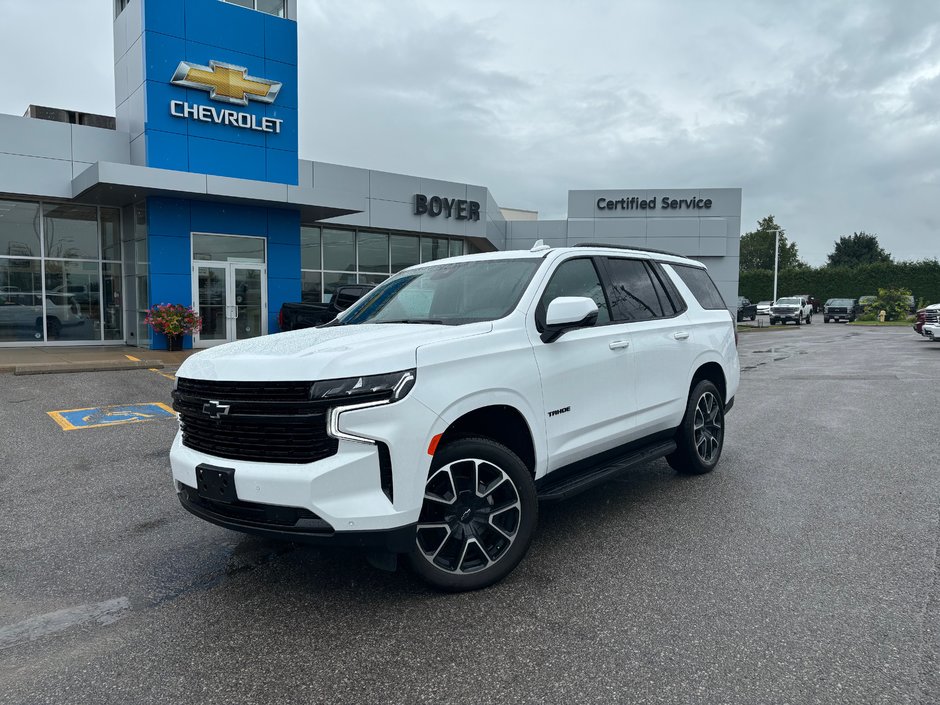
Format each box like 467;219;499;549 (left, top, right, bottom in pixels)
1;0;938;265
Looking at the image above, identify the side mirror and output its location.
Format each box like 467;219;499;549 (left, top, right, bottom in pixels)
541;296;599;343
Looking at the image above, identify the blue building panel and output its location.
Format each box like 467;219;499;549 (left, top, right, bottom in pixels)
149;234;193;275
266;208;301;245
147;197;191;236
188;136;266;181
184;0;265;58
265;147;298;184
266;242;301;280
150;273;193;307
138;0;299;185
264;17;298;68
190;201;269;237
145;130;190;171
143;31;186;88
143;0;186;39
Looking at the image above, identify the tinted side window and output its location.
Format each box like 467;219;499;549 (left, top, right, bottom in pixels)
650;261;687;314
669;264;727;310
538;258;611;326
604;258;664;321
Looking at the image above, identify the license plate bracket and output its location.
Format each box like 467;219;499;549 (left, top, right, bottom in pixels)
196;464;237;504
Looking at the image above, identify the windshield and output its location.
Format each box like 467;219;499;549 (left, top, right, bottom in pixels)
831;299;854;306
776;298;800;305
337;258;542;326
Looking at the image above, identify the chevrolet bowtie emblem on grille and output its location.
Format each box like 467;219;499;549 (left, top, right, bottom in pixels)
202;400;231;420
171;60;281;106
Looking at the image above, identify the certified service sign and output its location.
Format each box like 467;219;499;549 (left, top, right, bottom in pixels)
168;60;284;134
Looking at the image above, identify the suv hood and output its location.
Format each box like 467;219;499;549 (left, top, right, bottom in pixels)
178;322;493;382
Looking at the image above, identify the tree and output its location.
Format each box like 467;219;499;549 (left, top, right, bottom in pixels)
826;232;892;268
739;215;806;272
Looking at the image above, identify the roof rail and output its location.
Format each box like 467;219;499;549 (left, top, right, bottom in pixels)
573;242;684;257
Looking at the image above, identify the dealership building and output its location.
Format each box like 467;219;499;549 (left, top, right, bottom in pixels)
0;0;741;349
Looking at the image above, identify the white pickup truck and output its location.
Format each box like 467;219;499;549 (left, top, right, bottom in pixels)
769;296;813;326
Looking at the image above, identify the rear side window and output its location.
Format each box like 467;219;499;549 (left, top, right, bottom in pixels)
603;258;664;321
669;264;727;310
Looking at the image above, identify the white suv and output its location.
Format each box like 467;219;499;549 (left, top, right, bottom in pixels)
170;243;740;591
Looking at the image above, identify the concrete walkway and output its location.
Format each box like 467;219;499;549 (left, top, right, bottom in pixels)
0;346;198;375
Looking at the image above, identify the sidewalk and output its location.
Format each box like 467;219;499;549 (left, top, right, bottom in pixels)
0;346;198;375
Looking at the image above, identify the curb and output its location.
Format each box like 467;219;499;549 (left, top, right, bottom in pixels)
11;360;166;376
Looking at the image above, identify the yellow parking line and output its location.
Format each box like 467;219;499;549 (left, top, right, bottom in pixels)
150;368;177;381
125;354;141;362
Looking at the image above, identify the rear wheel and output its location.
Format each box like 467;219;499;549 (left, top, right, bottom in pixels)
409;437;537;592
667;380;725;475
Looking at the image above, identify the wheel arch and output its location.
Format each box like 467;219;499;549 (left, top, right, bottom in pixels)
690;361;727;406
436;404;537;477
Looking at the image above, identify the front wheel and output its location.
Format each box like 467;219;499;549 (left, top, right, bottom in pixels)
409;437;537;592
667;380;725;475
806;313;812;325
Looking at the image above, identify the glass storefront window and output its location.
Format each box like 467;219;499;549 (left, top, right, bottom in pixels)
301;271;322;304
103;263;123;341
193;233;265;262
256;0;286;16
44;260;101;342
43;204;98;260
0;200;41;259
358;232;389;273
100;208;121;261
421;237;449;263
0;259;44;342
322;229;355;272
391;235;420;273
359;273;388;286
301;227;321;270
323;272;356;303
449;239;464;258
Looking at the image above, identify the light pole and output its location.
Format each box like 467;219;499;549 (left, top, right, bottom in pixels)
771;227;783;303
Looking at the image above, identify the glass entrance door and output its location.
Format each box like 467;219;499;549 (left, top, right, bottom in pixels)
193;263;267;348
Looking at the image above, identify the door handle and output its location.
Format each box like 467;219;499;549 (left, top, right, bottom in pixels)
609;340;630;350
673;331;690;340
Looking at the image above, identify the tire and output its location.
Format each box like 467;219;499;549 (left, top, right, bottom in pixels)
769;319;776;325
824;316;829;323
750;315;756;321
806;313;812;325
795;315;801;326
666;380;725;475
408;437;537;592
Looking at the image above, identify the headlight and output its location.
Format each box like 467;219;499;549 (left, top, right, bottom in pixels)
310;369;416;401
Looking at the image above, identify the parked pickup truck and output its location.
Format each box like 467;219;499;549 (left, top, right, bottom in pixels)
278;284;374;331
823;298;859;323
769;296;813;325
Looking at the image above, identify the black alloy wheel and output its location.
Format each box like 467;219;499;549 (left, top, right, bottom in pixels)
667;379;725;475
409;437;537;592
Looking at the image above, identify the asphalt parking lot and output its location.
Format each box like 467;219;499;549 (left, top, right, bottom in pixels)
1;325;938;705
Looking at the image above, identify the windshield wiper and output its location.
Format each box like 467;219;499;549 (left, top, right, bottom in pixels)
375;319;446;325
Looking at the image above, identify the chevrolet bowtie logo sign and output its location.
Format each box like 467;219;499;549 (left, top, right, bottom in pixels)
171;60;281;106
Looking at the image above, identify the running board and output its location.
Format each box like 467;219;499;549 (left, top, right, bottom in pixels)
536;439;677;502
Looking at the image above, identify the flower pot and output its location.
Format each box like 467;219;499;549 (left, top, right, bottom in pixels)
166;334;183;352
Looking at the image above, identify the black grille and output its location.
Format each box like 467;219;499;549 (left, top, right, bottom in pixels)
173;378;342;464
829;307;848;314
180;485;333;533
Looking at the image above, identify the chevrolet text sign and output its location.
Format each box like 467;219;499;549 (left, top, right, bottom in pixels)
168;60;284;134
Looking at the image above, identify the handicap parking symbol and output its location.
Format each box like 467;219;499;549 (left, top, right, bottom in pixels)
47;403;176;431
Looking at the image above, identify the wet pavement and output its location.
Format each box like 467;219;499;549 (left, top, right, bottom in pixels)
0;325;938;704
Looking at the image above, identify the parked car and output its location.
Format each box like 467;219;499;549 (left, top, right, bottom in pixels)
756;300;773;316
736;296;757;322
770;296;813;325
792;294;821;313
278;284;374;331
823;298;859;323
0;290;82;339
170;244;740;591
923;322;940;341
857;295;877;313
916;304;940;335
